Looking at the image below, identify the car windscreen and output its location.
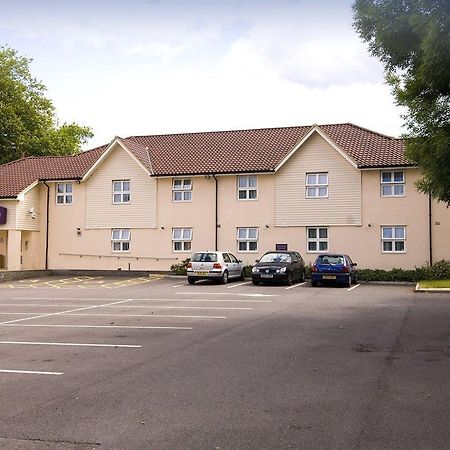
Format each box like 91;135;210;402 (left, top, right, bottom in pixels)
191;252;218;262
317;255;344;265
259;253;292;263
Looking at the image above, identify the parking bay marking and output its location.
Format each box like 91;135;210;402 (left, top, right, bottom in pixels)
178;292;275;298
2;324;193;330
0;369;63;376
285;282;307;290
0;341;142;348
227;282;252;289
0;304;252;311
347;284;361;292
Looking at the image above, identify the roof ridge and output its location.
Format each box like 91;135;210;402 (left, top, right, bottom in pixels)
128;123;315;140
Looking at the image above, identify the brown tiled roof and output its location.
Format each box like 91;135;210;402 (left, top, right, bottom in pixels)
0;123;412;198
0;146;106;198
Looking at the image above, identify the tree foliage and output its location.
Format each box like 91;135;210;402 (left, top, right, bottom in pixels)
0;46;92;165
353;0;450;203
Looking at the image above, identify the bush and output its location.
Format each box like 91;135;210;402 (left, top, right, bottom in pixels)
170;258;190;275
244;265;253;277
357;260;450;282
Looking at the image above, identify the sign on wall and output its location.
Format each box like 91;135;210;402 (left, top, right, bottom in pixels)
275;243;288;251
0;207;7;225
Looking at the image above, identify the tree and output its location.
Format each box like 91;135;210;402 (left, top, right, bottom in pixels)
353;0;450;204
0;46;92;165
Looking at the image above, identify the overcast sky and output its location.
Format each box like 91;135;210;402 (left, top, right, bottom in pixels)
1;0;406;149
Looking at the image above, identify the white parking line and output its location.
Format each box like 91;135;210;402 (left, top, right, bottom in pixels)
0;369;63;376
0;341;141;348
178;292;275;297
172;284;186;288
227;282;251;289
2;324;193;330
285;282;307;290
63;313;227;319
0;298;136;325
0;304;252;311
347;284;361;291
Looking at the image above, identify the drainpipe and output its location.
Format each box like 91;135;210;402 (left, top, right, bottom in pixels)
212;174;218;251
43;181;50;270
428;193;433;266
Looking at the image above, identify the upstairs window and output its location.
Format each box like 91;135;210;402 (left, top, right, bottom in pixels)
111;229;130;252
173;179;192;202
172;228;192;252
306;173;328;198
381;171;405;197
238;176;257;200
382;226;406;253
237;227;258;252
113;180;130;204
56;183;73;204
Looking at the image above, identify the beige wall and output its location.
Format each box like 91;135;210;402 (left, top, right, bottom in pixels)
85;144;157;229
275;132;361;226
431;201;450;262
16;185;41;231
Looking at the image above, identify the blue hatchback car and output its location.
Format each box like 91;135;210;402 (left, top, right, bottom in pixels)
311;254;357;287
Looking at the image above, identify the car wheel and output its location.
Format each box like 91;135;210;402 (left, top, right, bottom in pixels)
187;277;195;285
221;270;229;284
239;269;245;281
353;273;357;285
311;280;318;287
286;272;293;286
346;274;352;288
252;278;260;286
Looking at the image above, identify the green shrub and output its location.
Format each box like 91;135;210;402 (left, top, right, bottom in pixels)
357;260;450;282
426;260;450;280
244;264;253;277
170;258;190;275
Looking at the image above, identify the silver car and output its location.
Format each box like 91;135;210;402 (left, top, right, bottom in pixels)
186;251;245;284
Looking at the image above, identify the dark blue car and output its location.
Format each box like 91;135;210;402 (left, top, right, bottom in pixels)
311;254;357;287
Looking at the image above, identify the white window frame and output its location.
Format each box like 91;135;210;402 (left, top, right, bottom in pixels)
56;183;73;205
237;227;259;252
111;229;130;252
237;176;258;200
112;180;131;204
307;227;329;253
381;171;405;197
172;228;193;252
381;226;406;253
306;173;328;198
172;179;192;202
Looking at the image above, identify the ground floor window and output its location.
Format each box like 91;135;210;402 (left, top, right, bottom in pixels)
381;226;406;252
111;229;130;252
172;228;192;252
307;227;328;252
237;227;258;252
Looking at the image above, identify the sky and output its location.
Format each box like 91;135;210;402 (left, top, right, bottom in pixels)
0;0;406;149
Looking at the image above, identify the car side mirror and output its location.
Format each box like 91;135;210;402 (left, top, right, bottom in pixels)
255;259;260;263
352;263;357;266
238;260;242;263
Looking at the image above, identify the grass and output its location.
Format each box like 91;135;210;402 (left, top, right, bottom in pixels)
418;279;450;289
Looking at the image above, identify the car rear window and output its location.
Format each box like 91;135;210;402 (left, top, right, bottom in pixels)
316;255;344;265
191;252;218;262
260;253;292;263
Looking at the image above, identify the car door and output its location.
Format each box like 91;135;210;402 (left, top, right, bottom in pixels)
228;253;241;278
222;253;234;277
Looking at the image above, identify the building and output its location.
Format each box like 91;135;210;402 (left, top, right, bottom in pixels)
0;123;449;272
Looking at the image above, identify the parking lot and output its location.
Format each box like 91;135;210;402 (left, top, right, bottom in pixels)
0;276;449;449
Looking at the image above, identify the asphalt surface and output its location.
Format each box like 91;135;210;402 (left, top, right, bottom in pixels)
0;276;448;449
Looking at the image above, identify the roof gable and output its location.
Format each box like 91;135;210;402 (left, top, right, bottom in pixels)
0;123;413;198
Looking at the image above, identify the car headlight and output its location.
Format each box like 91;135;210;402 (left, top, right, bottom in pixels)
280;267;287;273
251;267;259;273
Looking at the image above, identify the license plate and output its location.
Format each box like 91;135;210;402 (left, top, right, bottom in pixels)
323;275;336;280
261;274;273;278
195;271;209;276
